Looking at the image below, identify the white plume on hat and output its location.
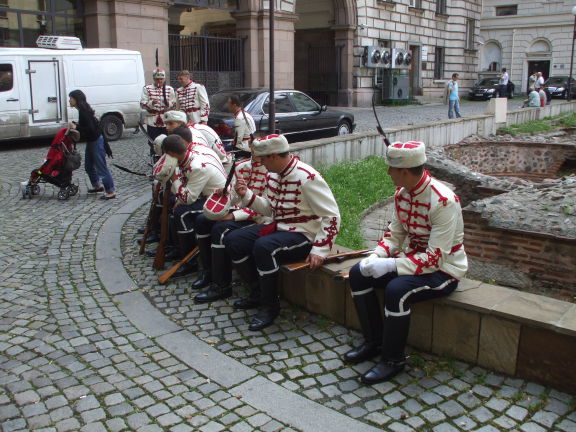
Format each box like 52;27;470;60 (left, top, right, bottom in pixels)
153;134;167;156
153;153;178;183
152;69;165;79
386;141;427;168
163;110;187;124
252;134;289;156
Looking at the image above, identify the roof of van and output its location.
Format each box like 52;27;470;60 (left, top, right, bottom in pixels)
0;48;142;56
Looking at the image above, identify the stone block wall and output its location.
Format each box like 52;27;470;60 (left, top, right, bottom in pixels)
463;211;576;299
444;141;576;181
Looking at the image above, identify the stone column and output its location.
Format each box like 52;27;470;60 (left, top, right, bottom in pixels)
84;0;170;76
233;2;297;89
333;24;355;107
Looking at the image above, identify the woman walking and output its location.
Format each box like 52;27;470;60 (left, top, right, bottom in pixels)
69;90;116;200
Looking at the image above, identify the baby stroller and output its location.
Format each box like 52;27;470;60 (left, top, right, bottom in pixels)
22;127;80;200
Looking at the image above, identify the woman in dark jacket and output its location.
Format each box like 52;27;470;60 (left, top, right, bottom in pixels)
69;90;116;199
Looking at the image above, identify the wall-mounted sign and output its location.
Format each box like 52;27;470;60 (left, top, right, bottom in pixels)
173;0;239;10
422;46;428;61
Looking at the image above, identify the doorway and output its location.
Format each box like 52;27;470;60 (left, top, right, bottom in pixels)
527;60;550;91
409;45;421;96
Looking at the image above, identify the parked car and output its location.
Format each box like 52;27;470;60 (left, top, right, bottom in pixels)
467;78;515;100
208;89;355;148
0;36;144;142
544;76;576;99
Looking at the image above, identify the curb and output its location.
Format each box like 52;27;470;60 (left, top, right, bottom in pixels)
95;192;382;432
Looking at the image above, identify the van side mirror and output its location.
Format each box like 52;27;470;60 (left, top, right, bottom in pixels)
321;105;327;112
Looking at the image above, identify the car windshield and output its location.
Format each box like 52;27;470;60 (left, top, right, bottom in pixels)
545;77;569;85
210;91;260;113
477;78;499;86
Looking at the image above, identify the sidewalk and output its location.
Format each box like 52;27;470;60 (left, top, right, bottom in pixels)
0;131;574;432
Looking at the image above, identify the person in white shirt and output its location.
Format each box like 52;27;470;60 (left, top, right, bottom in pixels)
535;72;545;90
499;68;509;98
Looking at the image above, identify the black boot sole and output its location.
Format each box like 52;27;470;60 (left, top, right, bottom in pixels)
343;345;381;364
194;290;232;304
233;299;261;310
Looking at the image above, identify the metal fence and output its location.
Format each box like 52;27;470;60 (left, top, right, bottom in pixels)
168;34;245;95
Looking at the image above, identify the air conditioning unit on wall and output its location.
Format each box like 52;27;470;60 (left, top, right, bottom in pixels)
391;48;412;69
382;70;410;100
363;46;392;68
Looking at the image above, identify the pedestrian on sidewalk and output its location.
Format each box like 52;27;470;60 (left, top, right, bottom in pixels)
499;68;509;98
535;72;545;90
447;73;461;119
69;90;116;200
528;72;537;95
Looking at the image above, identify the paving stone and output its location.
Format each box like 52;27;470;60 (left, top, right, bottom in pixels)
438;400;465;418
420;408;446;424
520;422;548;432
506;405;529;421
433;423;460;432
470;406;494;423
453;415;477;430
531;410;559;428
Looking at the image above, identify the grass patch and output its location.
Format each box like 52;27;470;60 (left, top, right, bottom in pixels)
498;121;554;136
557;112;576;128
319;156;396;249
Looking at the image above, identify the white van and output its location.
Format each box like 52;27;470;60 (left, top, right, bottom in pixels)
0;36;145;141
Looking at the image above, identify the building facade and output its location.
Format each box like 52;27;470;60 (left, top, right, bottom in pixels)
479;0;576;94
1;0;483;106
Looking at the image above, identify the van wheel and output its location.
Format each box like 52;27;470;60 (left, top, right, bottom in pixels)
337;121;351;136
101;115;123;141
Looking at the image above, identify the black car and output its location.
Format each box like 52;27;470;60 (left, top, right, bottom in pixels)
468;78;515;100
544;76;576;99
208;89;355;149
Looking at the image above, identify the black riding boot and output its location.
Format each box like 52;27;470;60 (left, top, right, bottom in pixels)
172;232;198;278
232;259;261;310
361;315;410;385
344;288;383;364
194;247;233;303
248;275;280;331
192;236;212;290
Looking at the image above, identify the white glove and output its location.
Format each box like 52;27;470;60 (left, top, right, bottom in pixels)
360;257;397;278
359;254;378;277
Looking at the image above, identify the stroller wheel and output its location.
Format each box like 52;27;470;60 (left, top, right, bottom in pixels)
68;184;79;196
58;188;70;201
31;184;40;195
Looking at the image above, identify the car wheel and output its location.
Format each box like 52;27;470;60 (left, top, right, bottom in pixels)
101;114;124;141
337;121;351;136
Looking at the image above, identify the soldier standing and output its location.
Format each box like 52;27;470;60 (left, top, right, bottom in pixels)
227;95;256;152
176;70;210;125
140;68;176;141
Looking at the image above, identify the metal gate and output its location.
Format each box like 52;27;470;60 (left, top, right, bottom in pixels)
169;34;245;95
307;45;343;106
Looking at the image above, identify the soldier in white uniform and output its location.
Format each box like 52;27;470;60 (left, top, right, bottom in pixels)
140;69;177;141
163;111;230;168
227;134;341;331
344;141;468;385
227;95;256;153
176;70;210;125
158;135;227;278
193;151;271;303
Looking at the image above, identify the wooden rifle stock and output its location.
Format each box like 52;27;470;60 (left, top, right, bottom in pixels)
153;182;171;270
158;246;199;285
281;249;373;273
139;183;161;255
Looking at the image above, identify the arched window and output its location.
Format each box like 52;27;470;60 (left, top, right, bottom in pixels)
482;42;502;72
529;40;552;54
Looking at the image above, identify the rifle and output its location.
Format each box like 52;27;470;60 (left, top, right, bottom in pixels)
153;181;171;270
157;246;199;285
281;249;373;273
139;182;161;255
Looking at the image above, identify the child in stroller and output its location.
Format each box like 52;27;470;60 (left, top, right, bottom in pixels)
23;127;80;200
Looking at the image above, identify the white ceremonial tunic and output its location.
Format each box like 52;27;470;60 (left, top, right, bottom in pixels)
140;84;177;127
374;170;468;279
189;122;231;168
176;81;210;124
233;109;256;152
171;148;226;205
241;155;341;258
229;158;271;224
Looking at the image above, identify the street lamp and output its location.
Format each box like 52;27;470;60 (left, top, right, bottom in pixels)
568;5;576;101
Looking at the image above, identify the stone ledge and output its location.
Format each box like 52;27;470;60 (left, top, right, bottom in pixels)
280;252;576;393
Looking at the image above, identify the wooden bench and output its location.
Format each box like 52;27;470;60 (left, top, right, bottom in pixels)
279;246;576;394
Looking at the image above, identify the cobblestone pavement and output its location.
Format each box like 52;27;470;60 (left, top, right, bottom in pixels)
350;99;561;133
1;126;576;432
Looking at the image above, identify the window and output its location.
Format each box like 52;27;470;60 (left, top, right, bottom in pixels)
434;47;445;79
290;92;319;112
436;0;447;14
263;92;294;114
409;0;423;8
465;19;475;50
495;5;517;16
0;64;13;92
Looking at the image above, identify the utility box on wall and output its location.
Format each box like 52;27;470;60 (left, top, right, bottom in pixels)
382;70;410;100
